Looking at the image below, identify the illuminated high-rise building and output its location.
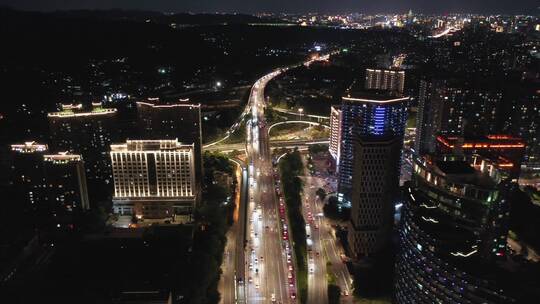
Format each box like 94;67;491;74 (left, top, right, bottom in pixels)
395;154;515;303
137;99;203;200
337;90;408;258
365;68;405;94
48;102;117;183
110;139;196;221
329;105;342;168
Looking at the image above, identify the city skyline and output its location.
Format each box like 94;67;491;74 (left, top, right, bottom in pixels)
0;5;539;304
1;0;538;14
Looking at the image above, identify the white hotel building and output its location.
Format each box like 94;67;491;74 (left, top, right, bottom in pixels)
110;139;196;221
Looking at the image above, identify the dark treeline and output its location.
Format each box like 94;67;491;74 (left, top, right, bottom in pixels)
278;149;308;303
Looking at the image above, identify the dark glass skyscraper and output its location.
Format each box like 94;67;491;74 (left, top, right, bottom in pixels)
395;154;515;303
337;90;408;257
337;92;408;205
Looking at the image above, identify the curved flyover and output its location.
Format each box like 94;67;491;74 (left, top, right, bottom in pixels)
267;120;329;136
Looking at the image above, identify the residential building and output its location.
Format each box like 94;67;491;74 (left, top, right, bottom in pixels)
504;90;540;169
10;142;48;206
365;68;405;94
42;152;90;212
415;79;503;154
48;102;117;183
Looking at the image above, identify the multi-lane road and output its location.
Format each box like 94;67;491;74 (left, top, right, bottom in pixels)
245;70;293;303
219;53;341;304
301;158;353;303
220;158;248;304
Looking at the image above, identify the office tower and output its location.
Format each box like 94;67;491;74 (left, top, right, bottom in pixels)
10;142;48;206
337;90;408;258
48;102;117;182
329;105;342;167
137;99;203;199
436;134;526;178
395;154;515;303
415;79;503;154
365;69;405;94
43;153;90;212
110;139;196;221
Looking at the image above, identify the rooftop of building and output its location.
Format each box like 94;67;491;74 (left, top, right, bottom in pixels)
365;68;405;74
110;139;194;152
435;160;476;175
343;78;407;102
343;89;407;103
43;152;82;162
437;135;526;149
10;141;48;153
48;102;116;118
416;154;504;189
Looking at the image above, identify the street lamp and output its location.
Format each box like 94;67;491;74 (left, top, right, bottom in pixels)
298;108;304;121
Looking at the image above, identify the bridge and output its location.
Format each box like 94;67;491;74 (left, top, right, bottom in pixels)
271;108;330;123
267;120;329;135
203;138;329;153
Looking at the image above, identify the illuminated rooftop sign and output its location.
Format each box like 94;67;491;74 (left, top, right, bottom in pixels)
11;141;48;153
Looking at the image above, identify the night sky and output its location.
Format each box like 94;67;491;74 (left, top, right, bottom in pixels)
0;0;538;14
